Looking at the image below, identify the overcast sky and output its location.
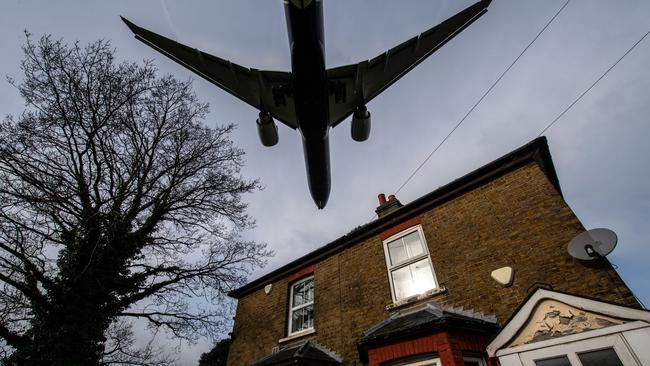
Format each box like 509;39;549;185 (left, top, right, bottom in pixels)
2;0;649;364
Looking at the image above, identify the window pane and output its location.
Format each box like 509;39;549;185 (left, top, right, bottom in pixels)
292;278;313;308
391;259;436;301
387;238;408;265
534;356;571;366
304;279;314;302
578;348;623;366
403;231;424;258
291;304;313;333
391;266;414;300
410;259;435;294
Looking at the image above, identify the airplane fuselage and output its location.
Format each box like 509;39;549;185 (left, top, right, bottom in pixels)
284;0;331;209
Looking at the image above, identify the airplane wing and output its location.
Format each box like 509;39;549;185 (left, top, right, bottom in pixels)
121;17;298;129
326;0;491;127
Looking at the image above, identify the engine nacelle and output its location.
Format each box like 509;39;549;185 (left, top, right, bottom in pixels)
256;112;279;147
351;106;371;142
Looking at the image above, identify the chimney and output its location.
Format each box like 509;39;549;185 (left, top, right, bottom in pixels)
375;193;403;218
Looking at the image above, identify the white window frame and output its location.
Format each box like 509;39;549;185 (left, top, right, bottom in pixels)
463;356;487;366
388;355;484;366
287;275;314;336
400;357;441;366
382;225;439;303
519;333;638;366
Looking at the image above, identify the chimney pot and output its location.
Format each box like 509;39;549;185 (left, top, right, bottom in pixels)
375;193;403;218
378;193;387;205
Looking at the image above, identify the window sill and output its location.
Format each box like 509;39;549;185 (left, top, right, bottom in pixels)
385;286;448;311
278;328;316;343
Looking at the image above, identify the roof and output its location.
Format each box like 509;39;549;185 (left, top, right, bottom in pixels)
358;302;500;348
486;288;650;357
252;341;342;366
229;137;561;299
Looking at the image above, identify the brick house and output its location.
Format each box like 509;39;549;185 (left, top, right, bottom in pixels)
226;137;647;366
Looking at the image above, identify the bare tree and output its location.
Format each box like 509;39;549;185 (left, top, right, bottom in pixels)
0;34;270;366
100;319;175;366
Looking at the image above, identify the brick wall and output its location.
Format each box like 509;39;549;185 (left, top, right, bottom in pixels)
226;162;638;366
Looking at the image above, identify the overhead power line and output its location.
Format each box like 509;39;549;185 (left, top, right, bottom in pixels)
393;0;571;196
537;28;650;136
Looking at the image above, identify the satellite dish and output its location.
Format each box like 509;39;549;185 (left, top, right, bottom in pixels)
568;228;617;260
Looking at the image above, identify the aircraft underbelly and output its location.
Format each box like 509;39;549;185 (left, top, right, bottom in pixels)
293;67;330;208
292;38;328;136
301;135;331;209
283;0;331;208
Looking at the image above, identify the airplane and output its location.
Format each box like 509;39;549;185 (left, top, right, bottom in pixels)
121;0;491;209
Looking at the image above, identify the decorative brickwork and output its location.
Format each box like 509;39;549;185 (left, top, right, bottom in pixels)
366;331;491;366
227;143;639;366
378;216;421;240
287;265;316;282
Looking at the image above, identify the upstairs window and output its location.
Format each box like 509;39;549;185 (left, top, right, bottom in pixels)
383;226;438;302
288;276;314;335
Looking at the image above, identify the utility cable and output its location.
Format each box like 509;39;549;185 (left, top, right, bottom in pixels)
608;260;647;310
537;28;650;136
534;29;649;309
393;0;571;196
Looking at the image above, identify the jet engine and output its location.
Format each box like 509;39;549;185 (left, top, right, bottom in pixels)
351;106;371;142
256;111;279;147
